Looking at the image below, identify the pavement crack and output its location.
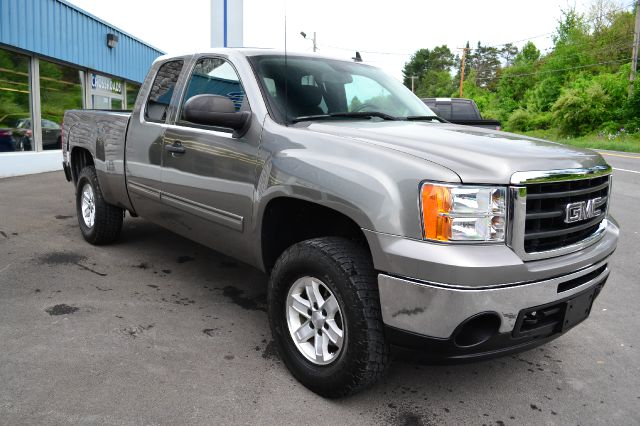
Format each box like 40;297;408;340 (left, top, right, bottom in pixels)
76;263;107;277
95;285;113;291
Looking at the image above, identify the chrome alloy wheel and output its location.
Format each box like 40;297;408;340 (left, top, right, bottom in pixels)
81;183;96;228
286;276;345;365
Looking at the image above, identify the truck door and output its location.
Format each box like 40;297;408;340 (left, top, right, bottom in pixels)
160;56;258;259
125;59;184;220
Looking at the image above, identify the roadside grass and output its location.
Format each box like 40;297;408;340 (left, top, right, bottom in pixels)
518;129;640;153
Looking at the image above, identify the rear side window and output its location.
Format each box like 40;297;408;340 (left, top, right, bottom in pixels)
145;60;184;123
451;101;478;120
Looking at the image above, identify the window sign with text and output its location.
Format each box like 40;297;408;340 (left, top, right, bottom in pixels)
91;73;122;94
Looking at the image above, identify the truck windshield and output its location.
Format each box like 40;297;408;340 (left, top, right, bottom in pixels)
249;55;437;124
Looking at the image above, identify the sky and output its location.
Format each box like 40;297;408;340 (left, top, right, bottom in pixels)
65;0;629;80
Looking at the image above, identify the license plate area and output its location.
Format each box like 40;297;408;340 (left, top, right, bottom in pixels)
513;285;601;338
561;288;598;331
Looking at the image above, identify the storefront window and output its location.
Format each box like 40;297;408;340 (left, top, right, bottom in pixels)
39;59;83;150
126;82;141;109
90;73;124;110
0;48;31;153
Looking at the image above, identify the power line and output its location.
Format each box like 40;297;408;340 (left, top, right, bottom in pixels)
317;3;637;59
473;57;632;82
538;34;634;54
466;37;633;82
535;38;635;61
318;43;413;56
484;32;555;49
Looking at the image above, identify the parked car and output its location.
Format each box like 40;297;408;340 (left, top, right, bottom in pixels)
13;118;62;150
0;127;16;152
421;97;501;130
62;49;617;397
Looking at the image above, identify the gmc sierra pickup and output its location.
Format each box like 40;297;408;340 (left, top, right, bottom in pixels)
62;49;618;398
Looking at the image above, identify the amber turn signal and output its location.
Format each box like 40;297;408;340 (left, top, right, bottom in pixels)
421;184;452;241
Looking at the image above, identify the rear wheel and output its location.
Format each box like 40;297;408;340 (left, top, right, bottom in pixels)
268;237;389;397
76;166;123;245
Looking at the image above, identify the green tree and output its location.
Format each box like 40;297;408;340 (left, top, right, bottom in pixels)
402;46;456;97
466;42;502;89
500;43;519;66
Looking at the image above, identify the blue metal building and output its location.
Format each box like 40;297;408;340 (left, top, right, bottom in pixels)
0;0;163;84
0;0;164;176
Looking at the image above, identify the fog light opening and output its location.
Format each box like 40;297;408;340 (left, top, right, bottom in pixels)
453;313;501;348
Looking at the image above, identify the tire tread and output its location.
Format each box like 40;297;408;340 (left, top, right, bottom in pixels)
76;166;123;245
268;236;389;397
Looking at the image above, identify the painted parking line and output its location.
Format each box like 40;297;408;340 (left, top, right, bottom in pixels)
613;167;640;174
597;152;640;160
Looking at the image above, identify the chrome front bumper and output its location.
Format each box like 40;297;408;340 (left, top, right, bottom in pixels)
378;258;610;339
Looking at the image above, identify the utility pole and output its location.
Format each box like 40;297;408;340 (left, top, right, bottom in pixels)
458;47;469;98
630;0;640;98
300;31;317;52
410;75;418;93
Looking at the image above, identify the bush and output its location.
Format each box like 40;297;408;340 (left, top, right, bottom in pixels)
505;110;552;132
551;81;611;136
530;111;553;129
622;82;640;131
506;109;533;131
524;77;563;112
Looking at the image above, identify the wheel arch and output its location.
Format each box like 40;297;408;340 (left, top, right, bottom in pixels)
70;146;95;185
258;195;373;273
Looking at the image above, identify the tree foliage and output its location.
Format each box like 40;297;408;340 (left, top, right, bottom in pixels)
402;45;456;97
402;1;638;137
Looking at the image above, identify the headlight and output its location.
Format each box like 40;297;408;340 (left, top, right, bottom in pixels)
420;183;507;242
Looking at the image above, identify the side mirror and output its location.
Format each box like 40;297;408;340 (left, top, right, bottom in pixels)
183;94;251;137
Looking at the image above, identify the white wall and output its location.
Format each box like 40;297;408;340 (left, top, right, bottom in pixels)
0;151;63;178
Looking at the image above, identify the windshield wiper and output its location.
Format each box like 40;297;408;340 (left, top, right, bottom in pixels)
406;115;447;123
291;111;399;123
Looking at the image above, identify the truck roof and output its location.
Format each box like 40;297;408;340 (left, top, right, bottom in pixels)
422;98;474;104
155;48;362;64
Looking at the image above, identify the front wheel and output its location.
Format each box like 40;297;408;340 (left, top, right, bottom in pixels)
76;166;123;245
268;237;389;398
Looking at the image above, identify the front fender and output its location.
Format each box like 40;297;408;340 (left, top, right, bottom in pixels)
252;120;462;240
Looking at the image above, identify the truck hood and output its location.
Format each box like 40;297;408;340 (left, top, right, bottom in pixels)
299;120;606;184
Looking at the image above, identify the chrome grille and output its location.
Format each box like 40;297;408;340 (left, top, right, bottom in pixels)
508;165;612;261
524;175;609;252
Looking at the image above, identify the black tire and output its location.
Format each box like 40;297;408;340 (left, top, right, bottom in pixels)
268;237;389;398
76;166;123;245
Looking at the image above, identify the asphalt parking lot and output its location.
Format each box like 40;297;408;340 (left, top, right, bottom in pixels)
1;151;639;425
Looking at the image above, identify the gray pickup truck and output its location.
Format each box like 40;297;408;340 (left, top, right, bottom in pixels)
62;49;618;397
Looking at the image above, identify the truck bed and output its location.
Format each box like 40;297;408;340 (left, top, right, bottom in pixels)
63;109;131;208
421;98;501;131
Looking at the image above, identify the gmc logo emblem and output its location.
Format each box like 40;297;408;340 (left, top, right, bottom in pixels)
564;197;603;224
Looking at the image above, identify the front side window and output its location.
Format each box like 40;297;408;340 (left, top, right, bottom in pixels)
145;60;184;123
249;55;436;123
345;75;393;113
180;57;247;123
